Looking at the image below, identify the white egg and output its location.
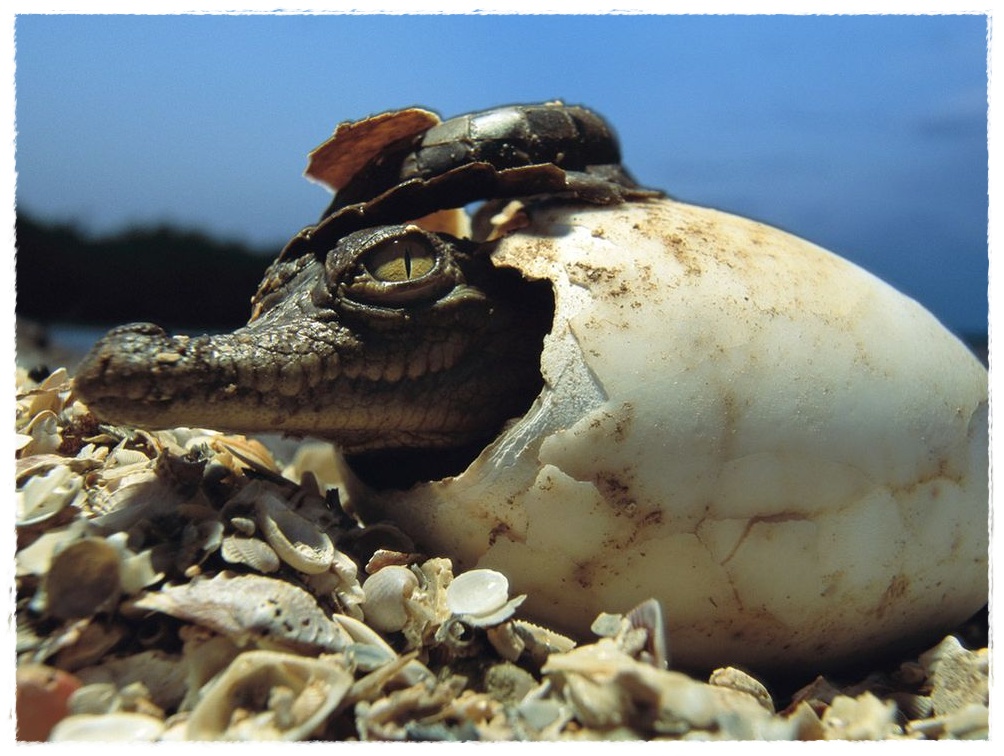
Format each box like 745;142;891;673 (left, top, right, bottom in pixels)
353;198;988;675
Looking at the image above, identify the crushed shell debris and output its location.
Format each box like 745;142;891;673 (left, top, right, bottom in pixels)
13;365;989;741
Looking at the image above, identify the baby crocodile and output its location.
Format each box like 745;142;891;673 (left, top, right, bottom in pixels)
75;224;554;483
73;103;654;484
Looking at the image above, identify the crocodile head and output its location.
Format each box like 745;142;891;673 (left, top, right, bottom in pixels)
74;102;656;486
74;223;554;484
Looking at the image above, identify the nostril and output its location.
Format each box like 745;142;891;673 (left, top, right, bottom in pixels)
73;322;175;399
108;322;169;338
98;322;171;346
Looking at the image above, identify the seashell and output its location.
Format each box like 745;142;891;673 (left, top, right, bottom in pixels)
906;702;989;740
456;596;526;629
329;613;399;666
589;612;624;639
365;548;420;573
15;663;83;741
383;557;453;649
590;599;668;668
88;466;190;532
444;689;503;728
51;618;127;670
708;667;774;714
540;639;657;731
133;572;352;654
434;616;481;652
789;675;843;710
194;519;225;552
946;704;990;740
516;695;569;737
770;700;826;741
819;693;900;740
177;631;241;713
347;653;441;718
37;365;72;392
220;535;281;573
15;463;84;527
486;623;526;662
211;433;280;473
18;366;71;419
445;568;509;617
362;565;419;633
67;682;120;715
896;660;927;686
75;442;108;463
286;486;343;532
441;568;526;629
48;712;166;742
15;521;80;580
281;440;351;497
433;562;526;626
544;637;777;737
229;516;257;535
185;650;353;740
917;635;989;715
889;692;934;721
357;198;989;675
15;451;100;482
303;554;365;620
509;620;577;667
167;426;219;448
103;532;164;594
254;486;335;574
330;549;362;587
44;537;122;619
74;650;188;713
354;674;467;741
117;681;166;720
20;409;63;456
626;598;669;669
484;662;538;706
107;446;154;467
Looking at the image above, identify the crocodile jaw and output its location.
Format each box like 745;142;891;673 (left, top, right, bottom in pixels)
73;319;520;452
73;246;552;455
76;320;368;443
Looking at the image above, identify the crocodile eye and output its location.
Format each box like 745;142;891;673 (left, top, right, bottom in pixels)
337;227;461;308
363;238;437;282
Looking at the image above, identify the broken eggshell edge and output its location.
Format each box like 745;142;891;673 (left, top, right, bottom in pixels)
352;197;988;676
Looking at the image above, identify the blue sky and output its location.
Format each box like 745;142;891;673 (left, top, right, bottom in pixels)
12;13;989;335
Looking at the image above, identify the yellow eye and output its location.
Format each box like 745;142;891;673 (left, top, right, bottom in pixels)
342;230;459;308
364;239;437;282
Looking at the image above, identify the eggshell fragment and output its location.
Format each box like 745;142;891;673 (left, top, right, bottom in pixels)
355;198;988;675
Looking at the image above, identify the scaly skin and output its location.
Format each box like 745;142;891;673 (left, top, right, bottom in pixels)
74;224;553;460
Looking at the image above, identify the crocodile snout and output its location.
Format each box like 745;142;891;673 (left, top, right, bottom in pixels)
74;322;223;428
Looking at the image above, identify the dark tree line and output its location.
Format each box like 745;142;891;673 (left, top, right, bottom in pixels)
15;213;276;329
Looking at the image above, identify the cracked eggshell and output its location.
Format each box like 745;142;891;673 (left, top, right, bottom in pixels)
355;198;988;675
